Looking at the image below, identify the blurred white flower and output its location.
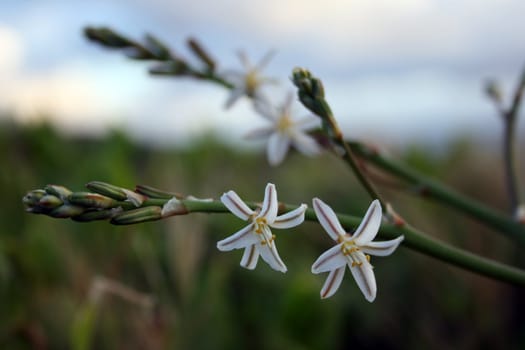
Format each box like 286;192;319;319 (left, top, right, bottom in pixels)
217;183;307;272
247;94;322;166
222;51;276;109
311;198;404;301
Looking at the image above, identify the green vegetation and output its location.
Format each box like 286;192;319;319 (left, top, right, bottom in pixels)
2;120;524;349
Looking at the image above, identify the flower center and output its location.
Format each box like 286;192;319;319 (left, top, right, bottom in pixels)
340;240;371;267
276;113;293;133
254;216;275;246
245;70;259;96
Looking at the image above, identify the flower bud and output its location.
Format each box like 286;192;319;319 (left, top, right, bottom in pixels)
44;185;72;200
135;184;183;199
38;194;64;209
68;192;118;209
86;181;128;201
72;208;123;222
23;190;46;207
187;38;216;71
110;207;162;225
49;204;85;218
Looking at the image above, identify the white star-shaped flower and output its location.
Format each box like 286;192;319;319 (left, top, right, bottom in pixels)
222;51;276;109
311;198;404;301
217;183;307;272
246;94;322;166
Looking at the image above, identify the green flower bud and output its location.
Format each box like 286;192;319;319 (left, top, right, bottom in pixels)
110;207;162;225
38;194;63;209
187;38;216;71
72;208;122;222
22;190;46;207
44;185;72;200
68;192;118;209
49;205;85;218
86;181;128;201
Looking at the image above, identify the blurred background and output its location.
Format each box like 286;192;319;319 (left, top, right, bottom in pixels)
1;1;525;349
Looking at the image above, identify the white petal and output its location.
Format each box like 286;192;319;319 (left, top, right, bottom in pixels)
312;198;347;241
271;204;307;229
221;190;254;220
217;224;258;251
349;254;377;302
291;130;321;156
361;235;404;257
320;266;346;299
255;50;275;71
267;132;290;166
294;115;320;131
311;244;347;273
237;50;251;69
259;183;278;223
352;199;382;245
258;242;287;272
240;245;259;270
244;126;274;140
253;98;278;121
224;88;244;109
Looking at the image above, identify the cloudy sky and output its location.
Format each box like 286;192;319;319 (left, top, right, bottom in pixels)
1;0;524;146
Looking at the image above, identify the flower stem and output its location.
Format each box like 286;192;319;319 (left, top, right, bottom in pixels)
346;141;525;243
184;199;525;286
501;70;525;213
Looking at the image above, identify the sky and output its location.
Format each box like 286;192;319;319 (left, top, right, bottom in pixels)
0;0;524;147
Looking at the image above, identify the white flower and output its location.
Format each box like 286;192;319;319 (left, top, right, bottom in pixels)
246;94;322;166
222;51;276;109
311;198;404;302
217;183;307;272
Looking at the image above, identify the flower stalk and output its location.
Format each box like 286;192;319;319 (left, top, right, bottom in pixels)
23;182;525;286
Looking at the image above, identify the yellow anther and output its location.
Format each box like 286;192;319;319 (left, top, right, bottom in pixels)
366;254;371;262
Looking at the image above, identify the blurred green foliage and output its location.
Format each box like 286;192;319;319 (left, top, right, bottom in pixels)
1;119;524;349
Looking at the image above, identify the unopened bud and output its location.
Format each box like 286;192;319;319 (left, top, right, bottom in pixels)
72;208;123;222
110;206;162;225
187;38;216;71
38;194;63;209
49;204;85;218
23;190;46;207
86;181;128;201
135;185;183;199
485;80;503;105
68;192;118;209
144;34;171;60
44;185;72;200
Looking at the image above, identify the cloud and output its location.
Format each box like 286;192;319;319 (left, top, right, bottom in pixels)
0;25;24;77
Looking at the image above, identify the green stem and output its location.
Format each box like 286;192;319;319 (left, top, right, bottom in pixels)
180;199;525;286
347;141;525;244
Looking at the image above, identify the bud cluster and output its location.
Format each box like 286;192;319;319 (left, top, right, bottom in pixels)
23;182;188;225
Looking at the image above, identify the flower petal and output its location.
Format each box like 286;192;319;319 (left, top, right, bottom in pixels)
361;235;404;257
253;98;278;121
221;190;254;220
217;224;257;251
244;126;274;140
291;130;321;156
349;254;377;302
352;199;382;245
312;198;347;241
258;242;287;273
267;132;290;166
255;50;275;71
259;183;278;223
320;266;346;299
311;243;347;273
224;88;244;109
271;204;307;229
240;245;259;270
